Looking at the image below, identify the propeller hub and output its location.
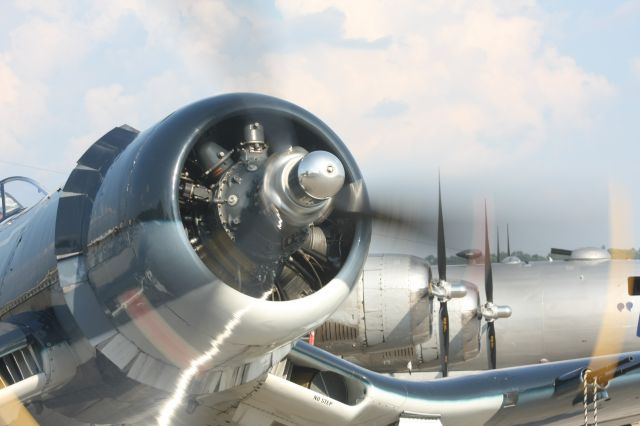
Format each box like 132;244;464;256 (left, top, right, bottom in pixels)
481;302;512;322
430;279;467;301
261;148;343;228
296;150;346;200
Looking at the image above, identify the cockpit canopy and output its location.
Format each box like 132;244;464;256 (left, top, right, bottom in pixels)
0;176;48;222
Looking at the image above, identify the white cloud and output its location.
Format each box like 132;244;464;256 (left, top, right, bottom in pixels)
8;16;88;79
87;0;144;37
0;0;616;182
13;0;68;18
614;0;640;18
276;0;391;41
61;84;140;165
85;84;138;130
0;58;48;158
65;70;199;163
233;1;614;173
127;1;238;68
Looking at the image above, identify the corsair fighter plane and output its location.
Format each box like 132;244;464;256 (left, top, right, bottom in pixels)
1;94;640;425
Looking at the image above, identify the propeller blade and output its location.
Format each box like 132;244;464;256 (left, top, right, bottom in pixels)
333;182;436;235
439;301;449;377
437;173;446;281
435;172;451;378
482;203;509;371
484;201;493;303
506;223;511;257
487;321;497;370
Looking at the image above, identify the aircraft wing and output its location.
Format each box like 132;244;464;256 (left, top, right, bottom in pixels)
175;341;640;426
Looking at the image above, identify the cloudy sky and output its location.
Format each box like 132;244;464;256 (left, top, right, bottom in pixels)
1;0;639;255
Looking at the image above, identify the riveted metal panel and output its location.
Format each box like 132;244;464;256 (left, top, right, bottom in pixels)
363;268;384;346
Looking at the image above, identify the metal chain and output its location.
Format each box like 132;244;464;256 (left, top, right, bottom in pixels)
583;373;589;426
593;378;599;426
582;369;599;426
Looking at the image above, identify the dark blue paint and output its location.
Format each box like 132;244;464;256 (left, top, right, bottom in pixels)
637;314;640;337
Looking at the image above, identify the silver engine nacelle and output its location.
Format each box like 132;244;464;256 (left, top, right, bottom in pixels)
316;264;482;372
314;254;433;355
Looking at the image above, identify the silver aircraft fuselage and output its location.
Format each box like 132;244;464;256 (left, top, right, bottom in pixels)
446;257;640;370
323;253;640;373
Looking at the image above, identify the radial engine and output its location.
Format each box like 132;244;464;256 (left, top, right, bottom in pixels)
0;94;370;423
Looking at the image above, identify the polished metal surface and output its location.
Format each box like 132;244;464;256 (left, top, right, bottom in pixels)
321;256;640;374
284;340;640;426
327;266;482;371
297;150;346;200
261;147;339;227
446;259;640;370
481;302;513;321
570;247;611;261
244;122;265;144
317;254;433;362
431;279;468;301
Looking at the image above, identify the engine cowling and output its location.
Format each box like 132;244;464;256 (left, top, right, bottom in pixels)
314;255;482;373
314;254;433;354
51;93;371;422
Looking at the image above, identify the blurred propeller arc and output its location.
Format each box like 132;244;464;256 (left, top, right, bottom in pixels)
332;181;437;237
